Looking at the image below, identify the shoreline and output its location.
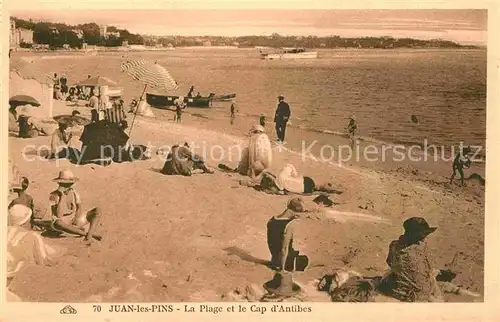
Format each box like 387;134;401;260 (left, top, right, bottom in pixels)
7;101;486;302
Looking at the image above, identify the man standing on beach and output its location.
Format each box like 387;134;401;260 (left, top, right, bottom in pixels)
274;95;291;144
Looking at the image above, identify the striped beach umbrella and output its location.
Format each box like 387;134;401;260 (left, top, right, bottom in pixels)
120;60;179;135
121;60;179;92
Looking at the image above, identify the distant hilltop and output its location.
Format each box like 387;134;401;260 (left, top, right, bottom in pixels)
11;16;480;50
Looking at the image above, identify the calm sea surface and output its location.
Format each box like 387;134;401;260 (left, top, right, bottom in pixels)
29;48;487;151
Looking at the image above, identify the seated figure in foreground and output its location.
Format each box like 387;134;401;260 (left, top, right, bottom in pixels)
377;217;444;302
49;169;103;244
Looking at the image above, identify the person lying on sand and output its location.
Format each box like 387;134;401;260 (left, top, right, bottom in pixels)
377;217;444;302
218;124;272;178
238;163;344;196
161;143;214;176
449;146;472;186
49;169;103;244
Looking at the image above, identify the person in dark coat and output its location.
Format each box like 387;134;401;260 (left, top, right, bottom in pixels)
274;95;291;143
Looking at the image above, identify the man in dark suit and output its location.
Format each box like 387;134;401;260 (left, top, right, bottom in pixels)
274;95;291;143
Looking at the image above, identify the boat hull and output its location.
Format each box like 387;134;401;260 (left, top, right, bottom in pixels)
261;52;318;60
146;93;212;108
213;93;236;101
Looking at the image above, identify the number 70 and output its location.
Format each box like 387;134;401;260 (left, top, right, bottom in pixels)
93;305;102;312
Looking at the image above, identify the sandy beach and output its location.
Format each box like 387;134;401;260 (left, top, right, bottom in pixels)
8;89;485;302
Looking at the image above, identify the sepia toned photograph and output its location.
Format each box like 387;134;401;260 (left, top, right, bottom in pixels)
5;6;490;307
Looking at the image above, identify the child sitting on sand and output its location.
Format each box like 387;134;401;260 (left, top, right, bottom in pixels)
49;169;103;244
9;176;38;230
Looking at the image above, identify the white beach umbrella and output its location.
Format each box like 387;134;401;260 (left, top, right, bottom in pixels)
121;60;180;135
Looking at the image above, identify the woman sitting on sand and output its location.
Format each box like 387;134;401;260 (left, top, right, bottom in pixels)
161;143;214;176
226;124;272;178
48;169;103;244
49;122;73;159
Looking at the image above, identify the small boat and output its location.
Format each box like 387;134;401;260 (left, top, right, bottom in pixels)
212;93;236;101
260;47;318;60
146;93;215;108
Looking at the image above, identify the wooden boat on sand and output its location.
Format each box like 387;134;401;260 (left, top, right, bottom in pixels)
146;93;215;108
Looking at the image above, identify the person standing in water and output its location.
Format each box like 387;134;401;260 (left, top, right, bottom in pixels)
449;146;472;186
274;95;291;144
230;101;236;124
347;115;357;148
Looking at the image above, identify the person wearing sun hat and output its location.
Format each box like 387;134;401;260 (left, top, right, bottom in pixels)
378;217;443;302
49;169;103;244
266;197;310;272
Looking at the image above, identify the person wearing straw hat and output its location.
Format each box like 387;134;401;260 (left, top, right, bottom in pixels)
266;197;310;272
49;169;103;244
377;217;443;302
274;95;291;144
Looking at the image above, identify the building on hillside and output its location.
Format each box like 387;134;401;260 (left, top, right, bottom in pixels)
99;25;107;37
72;29;84;39
9;19;34;48
18;28;34;44
10;20;18;48
107;31;120;38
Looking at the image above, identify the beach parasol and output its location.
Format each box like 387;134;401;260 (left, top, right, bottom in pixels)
121;59;179;135
76;76;117;87
9;95;41;108
76;76;118;87
53;115;91;127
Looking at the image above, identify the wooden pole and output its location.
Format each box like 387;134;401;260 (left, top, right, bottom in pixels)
128;84;148;137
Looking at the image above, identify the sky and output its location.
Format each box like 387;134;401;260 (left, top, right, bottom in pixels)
10;9;488;45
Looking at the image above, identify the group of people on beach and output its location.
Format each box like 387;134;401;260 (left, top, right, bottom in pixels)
7;60;478;302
